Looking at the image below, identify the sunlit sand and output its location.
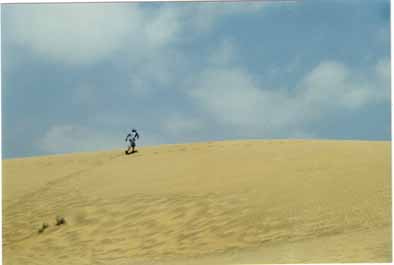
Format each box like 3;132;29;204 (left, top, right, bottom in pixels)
3;140;391;264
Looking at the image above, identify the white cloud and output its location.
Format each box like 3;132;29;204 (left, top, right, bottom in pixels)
6;4;142;65
38;125;121;154
5;2;266;65
161;113;206;138
190;67;262;127
301;59;390;111
188;58;390;137
178;2;265;32
128;51;184;96
144;7;182;50
375;57;391;89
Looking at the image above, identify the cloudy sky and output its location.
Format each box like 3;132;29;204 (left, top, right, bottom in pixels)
2;0;391;158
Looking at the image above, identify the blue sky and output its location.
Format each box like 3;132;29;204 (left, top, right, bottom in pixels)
2;0;391;158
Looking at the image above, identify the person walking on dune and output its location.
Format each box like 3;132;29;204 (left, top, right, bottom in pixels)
125;129;140;154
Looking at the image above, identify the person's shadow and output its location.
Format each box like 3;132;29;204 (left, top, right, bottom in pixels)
125;150;138;155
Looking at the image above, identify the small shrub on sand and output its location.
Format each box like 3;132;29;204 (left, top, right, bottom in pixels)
56;216;66;226
38;223;49;234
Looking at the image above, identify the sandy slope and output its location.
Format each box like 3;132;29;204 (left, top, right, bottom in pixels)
3;140;392;264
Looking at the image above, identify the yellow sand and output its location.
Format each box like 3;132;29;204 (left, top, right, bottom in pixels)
3;140;392;264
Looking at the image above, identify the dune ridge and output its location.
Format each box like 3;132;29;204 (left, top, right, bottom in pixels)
3;140;391;264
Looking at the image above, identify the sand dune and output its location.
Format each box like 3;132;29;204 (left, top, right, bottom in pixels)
3;140;391;264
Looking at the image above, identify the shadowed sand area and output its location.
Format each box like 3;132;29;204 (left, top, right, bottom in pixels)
3;140;392;264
